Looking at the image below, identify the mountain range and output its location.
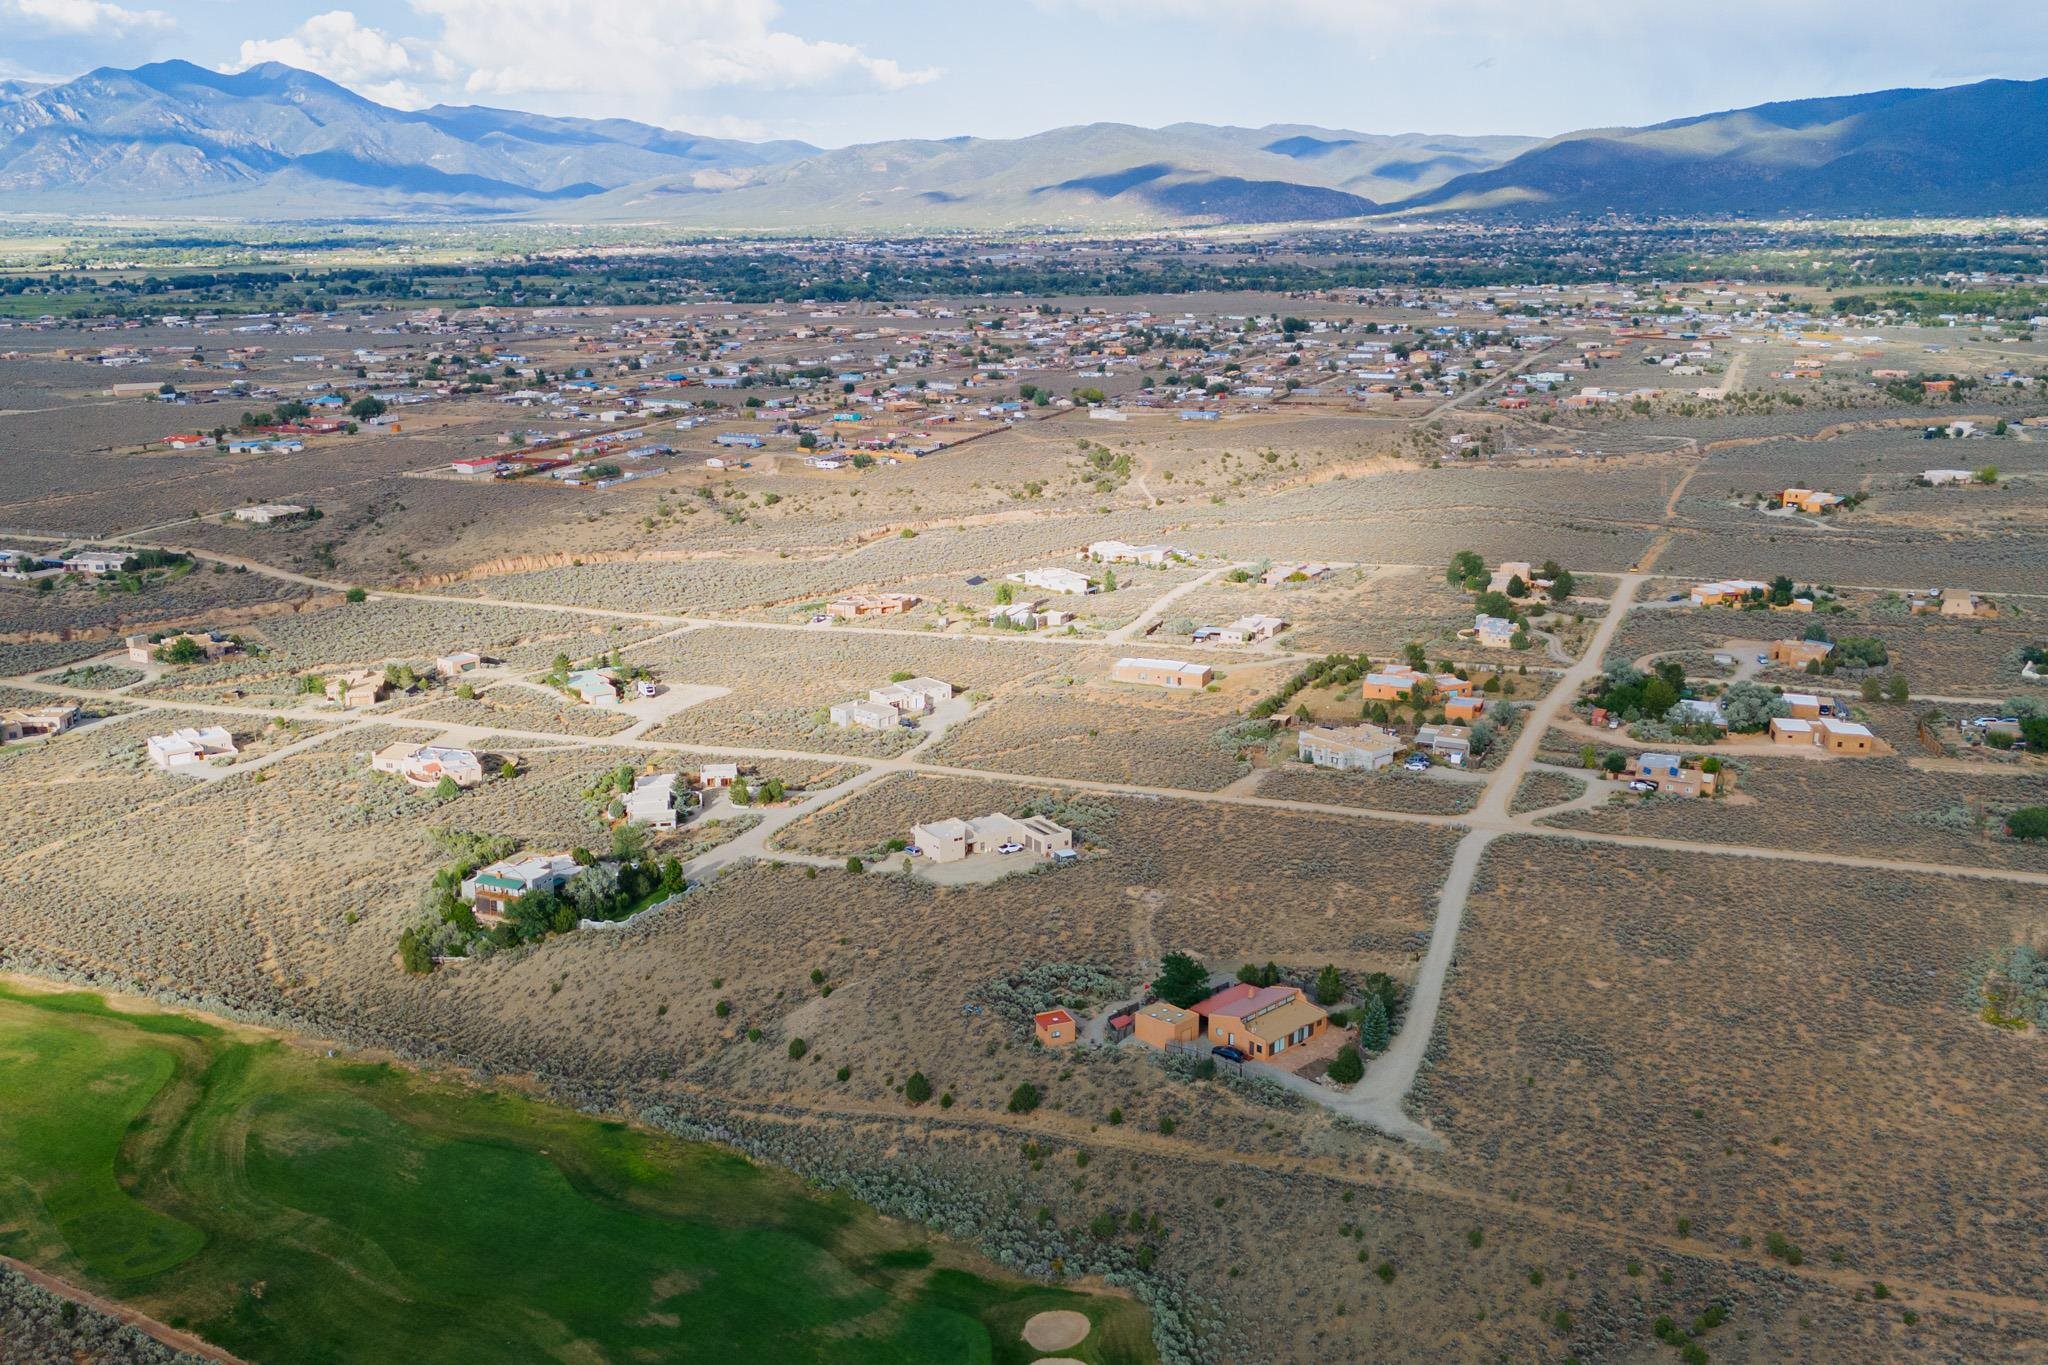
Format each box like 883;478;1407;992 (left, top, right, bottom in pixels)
1;60;2042;227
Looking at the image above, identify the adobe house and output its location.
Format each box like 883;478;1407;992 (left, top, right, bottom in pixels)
1191;982;1329;1061
1631;752;1724;798
1111;657;1213;689
1033;1008;1078;1048
1768;638;1834;668
1130;1000;1198;1049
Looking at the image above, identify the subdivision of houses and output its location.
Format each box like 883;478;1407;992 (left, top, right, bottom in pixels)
620;772;681;830
1012;566;1095;595
1111;657;1213;689
1033;1008;1079;1048
1190;982;1330;1061
146;726;238;770
327;668;390;708
1631;751;1722;797
909;812;1074;863
1298;723;1402;772
371;742;484;788
1768;638;1834;668
1473;614;1518;648
1780;487;1844;515
126;631;235;665
1690;579;1769;607
1;704;79;742
461;853;581;922
826;592;919;619
1085;539;1184;566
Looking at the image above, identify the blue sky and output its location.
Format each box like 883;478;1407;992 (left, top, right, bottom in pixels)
6;0;2048;145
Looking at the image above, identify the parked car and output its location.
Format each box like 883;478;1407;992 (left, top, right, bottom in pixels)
995;841;1023;855
1403;755;1432;772
1628;779;1658;793
635;680;658;698
809;613;827;624
904;845;921;857
1212;1046;1247;1064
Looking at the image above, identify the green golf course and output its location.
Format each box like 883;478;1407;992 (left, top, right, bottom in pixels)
0;985;1153;1364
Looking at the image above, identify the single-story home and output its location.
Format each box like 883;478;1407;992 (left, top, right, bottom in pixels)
1814;717;1876;754
564;669;619;705
1632;751;1721;798
1415;723;1473;761
1473;614;1518;649
1690;579;1769;607
1086;540;1183;566
1780;692;1838;721
64;551;131;577
1012;567;1095;595
1111;657;1213;689
621;772;681;829
1190;982;1329;1060
1768;639;1834;668
1781;488;1844;515
127;631;235;665
1260;562;1330;587
826;592;919;619
830;698;901;731
909;812;1073;864
696;763;739;789
327;668;389;709
231;504;308;525
1130;1000;1198;1049
147;726;237;770
1033;1008;1079;1048
1215;614;1286;645
1;704;79;742
870;677;953;714
435;651;485;678
1298;723;1401;772
371;742;484;789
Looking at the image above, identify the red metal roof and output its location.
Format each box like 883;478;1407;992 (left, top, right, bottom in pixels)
1192;983;1294;1019
1034;1008;1075;1027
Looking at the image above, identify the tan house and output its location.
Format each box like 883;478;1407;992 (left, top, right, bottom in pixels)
1690;579;1769;607
1769;716;1815;746
1298;723;1401;772
1781;488;1844;515
1911;589;1987;619
1814;718;1877;754
127;631;235;665
827;592;920;620
909;812;1074;864
1358;665;1469;703
1111;657;1213;689
371;742;484;789
1130;1000;1198;1050
1191;982;1329;1060
327;668;390;708
1769;639;1834;668
1;704;79;742
1631;752;1722;798
435;651;485;678
1214;614;1286;645
1415;723;1473;762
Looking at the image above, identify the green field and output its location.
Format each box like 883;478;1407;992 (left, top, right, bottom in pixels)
0;986;1152;1364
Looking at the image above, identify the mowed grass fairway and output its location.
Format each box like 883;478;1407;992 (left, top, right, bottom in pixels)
0;987;1152;1365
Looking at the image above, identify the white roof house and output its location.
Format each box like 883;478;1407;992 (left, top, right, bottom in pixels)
620;773;680;830
1216;614;1285;644
1474;614;1518;648
231;504;308;524
831;699;902;731
869;676;953;713
1298;723;1401;772
1012;567;1095;595
64;550;130;576
147;726;238;770
564;669;618;705
1086;540;1182;566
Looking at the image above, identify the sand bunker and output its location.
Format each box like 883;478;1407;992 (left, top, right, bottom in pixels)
1021;1309;1091;1352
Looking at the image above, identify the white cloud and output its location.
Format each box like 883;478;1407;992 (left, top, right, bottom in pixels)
233;10;451;109
410;0;937;112
2;0;170;36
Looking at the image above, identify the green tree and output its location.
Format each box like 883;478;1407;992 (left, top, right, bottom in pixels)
905;1071;932;1103
1154;951;1211;1008
844;855;863;875
1860;675;1882;702
994;581;1015;605
348;395;387;420
1886;674;1910;703
433;775;459;801
1358;994;1391;1051
1313;963;1344;1006
157;635;204;664
344;586;368;603
2007;808;2048;840
1446;550;1484;588
787;1038;808;1060
1327;1045;1364;1085
1007;1082;1041;1114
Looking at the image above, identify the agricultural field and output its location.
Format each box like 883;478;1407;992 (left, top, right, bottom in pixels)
0;986;1153;1365
1418;837;2048;1311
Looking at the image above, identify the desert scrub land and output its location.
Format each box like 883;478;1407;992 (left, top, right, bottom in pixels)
1509;768;1588;814
1543;754;2048;872
923;682;1269;792
1416;836;2048;1305
255;597;666;672
1164;565;1479;659
0;986;1152;1365
408;684;642;738
1256;763;1482;816
636;627;1062;755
